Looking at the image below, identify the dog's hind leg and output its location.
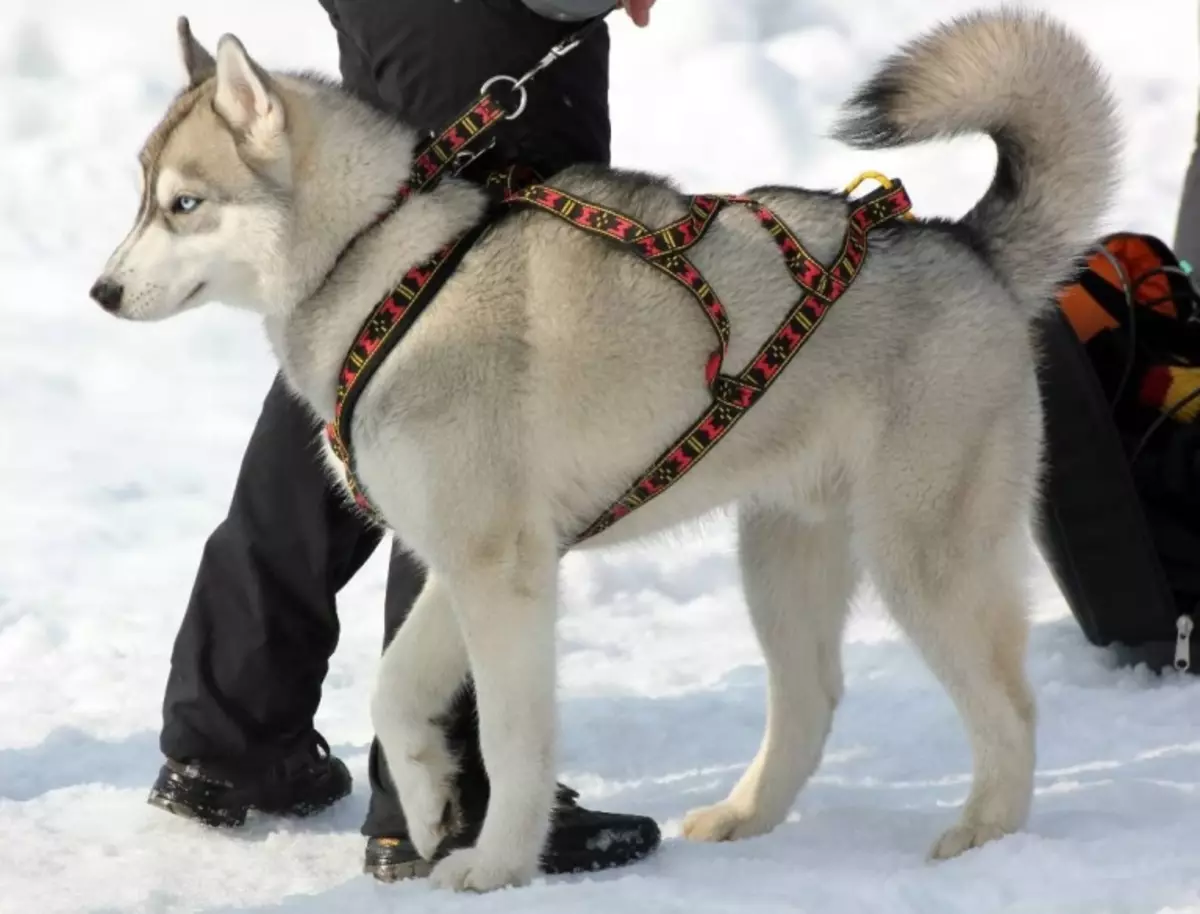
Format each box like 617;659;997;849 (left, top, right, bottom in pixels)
852;431;1037;860
683;501;856;843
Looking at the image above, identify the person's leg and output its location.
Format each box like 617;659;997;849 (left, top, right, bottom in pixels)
152;374;383;825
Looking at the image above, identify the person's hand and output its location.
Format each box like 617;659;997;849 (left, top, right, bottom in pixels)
620;0;656;27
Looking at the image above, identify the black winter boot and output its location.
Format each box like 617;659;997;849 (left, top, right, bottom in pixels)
364;783;660;882
147;734;352;828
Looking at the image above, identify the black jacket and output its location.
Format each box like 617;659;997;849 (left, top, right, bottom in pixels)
318;0;611;174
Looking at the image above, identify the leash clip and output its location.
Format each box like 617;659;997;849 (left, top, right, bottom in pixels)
514;15;606;89
519;33;584;86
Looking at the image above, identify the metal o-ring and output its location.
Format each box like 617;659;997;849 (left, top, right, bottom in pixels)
480;75;528;121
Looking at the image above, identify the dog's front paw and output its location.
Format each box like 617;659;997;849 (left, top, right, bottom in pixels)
382;725;460;861
681;800;776;843
928;821;1012;861
429;846;537;893
928;790;1026;861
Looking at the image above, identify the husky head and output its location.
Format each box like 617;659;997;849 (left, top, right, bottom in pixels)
90;19;295;321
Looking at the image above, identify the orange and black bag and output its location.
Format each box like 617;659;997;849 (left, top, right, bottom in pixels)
1038;232;1200;672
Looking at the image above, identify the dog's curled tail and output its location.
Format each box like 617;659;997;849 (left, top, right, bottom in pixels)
834;8;1121;318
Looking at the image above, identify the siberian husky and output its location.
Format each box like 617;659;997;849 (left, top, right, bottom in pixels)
91;9;1118;892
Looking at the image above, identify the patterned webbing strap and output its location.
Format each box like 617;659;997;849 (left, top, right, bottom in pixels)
505;183;734;385
408;92;516;194
325;219;495;520
502;178;914;544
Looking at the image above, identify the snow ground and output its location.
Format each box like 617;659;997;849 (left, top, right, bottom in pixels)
1;1;1199;912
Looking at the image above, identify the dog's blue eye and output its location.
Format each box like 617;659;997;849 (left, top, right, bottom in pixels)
171;195;202;215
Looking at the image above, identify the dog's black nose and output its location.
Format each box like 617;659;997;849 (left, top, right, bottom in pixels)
89;278;124;312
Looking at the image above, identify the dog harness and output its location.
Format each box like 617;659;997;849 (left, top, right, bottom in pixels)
324;24;914;546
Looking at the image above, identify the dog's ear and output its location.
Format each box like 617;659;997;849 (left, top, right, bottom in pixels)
212;33;286;154
176;17;215;87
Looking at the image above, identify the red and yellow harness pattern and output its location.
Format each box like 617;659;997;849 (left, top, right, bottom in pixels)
324;89;914;546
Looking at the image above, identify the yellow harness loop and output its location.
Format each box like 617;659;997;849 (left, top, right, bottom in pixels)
845;171;917;221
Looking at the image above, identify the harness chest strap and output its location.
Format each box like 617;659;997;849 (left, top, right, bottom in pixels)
325;220;494;516
325;178;913;543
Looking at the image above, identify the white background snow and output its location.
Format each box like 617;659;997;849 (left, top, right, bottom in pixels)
1;0;1198;911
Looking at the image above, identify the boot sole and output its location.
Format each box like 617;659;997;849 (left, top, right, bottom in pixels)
147;790;247;828
364;857;435;882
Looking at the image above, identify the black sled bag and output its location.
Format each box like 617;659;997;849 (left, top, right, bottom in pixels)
1038;232;1200;673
